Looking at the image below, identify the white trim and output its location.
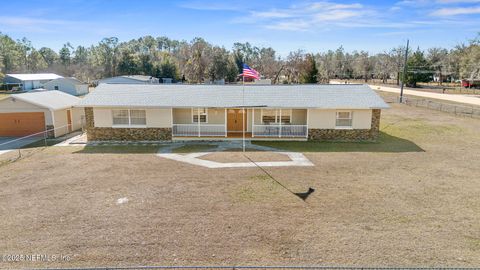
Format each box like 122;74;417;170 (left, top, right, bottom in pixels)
252;108;255;138
112;125;147;129
306;109;309;138
112;109;147;127
335;110;353;128
191;107;208;123
224;108;227;137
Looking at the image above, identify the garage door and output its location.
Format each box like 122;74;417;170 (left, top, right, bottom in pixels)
0;112;45;137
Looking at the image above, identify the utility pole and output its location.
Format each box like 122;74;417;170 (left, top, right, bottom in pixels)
399;39;409;103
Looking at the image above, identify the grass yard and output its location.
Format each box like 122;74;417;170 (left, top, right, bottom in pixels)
0;103;479;268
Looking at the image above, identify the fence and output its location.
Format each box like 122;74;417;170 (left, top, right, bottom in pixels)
402;97;480;118
0;120;85;165
24;266;480;270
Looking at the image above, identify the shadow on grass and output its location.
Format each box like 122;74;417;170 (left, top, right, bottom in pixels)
74;145;162;154
253;132;424;153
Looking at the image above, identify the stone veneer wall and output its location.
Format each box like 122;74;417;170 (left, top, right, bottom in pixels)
308;109;381;141
84;107;172;141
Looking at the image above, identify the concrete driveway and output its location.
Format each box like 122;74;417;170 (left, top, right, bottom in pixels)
0;136;42;153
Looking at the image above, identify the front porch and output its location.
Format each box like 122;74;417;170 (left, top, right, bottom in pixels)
171;108;308;140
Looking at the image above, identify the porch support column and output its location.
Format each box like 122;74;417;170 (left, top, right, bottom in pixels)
279;109;282;138
224;108;227;137
252;108;255;138
306;109;309;138
197;108;201;137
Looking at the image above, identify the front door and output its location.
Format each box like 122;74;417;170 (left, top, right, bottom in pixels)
227;109;246;132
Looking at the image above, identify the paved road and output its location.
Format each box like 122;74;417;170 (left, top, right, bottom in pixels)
370;84;480;106
330;80;480;106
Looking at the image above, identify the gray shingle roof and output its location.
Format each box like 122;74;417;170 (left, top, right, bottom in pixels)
77;84;389;109
12;90;81;110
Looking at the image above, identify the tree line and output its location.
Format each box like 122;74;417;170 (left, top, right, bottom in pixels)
0;32;479;86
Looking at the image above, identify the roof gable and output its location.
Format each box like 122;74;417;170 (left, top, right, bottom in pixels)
12;90;81;110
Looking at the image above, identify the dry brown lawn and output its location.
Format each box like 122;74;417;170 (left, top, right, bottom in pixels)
0;103;479;268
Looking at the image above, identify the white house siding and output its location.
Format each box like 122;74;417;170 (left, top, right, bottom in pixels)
252;108;307;125
0;98;53;125
207;108;226;124
71;107;85;130
172;108;191;124
93;108;171;128
172;108;226;125
53;109;69;137
352;110;372;129
93;108;113;127
307;109;372;129
146;109;172;127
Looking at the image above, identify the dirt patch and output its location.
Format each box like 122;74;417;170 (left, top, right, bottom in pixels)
0;103;479;268
200;151;291;163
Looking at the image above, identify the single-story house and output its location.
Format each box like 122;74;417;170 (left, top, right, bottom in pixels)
76;84;389;142
0;90;84;138
4;73;64;90
44;77;89;96
98;75;160;85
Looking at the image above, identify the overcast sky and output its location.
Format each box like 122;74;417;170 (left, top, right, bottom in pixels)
1;0;479;56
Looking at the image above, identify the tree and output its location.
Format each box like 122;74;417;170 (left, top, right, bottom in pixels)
427;47;448;84
207;46;229;81
59;43;73;68
300;53;318;83
96;37;119;77
0;32;23;73
405;49;432;87
158;59;178;80
38;47;59;67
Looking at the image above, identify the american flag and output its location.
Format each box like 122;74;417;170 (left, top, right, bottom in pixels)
242;63;260;80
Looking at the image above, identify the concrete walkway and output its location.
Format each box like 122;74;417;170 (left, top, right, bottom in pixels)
156;141;314;168
157;151;314;168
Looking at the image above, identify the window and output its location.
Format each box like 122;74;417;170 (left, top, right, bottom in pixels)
130;110;146;125
261;109;291;124
192;108;208;123
336;111;353;128
112;110;130;125
262;109;276;124
112;109;146;126
54;86;59;90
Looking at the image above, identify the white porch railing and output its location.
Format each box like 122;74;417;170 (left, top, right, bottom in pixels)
173;124;226;137
252;124;308;138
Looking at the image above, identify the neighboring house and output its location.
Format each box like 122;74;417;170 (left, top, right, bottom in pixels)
44;77;89;96
77;84;389;142
0;91;84;138
98;75;160;85
4;73;63;90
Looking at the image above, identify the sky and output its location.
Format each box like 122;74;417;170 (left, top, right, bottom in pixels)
0;0;479;56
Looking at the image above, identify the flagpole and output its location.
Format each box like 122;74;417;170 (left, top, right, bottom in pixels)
242;71;246;153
